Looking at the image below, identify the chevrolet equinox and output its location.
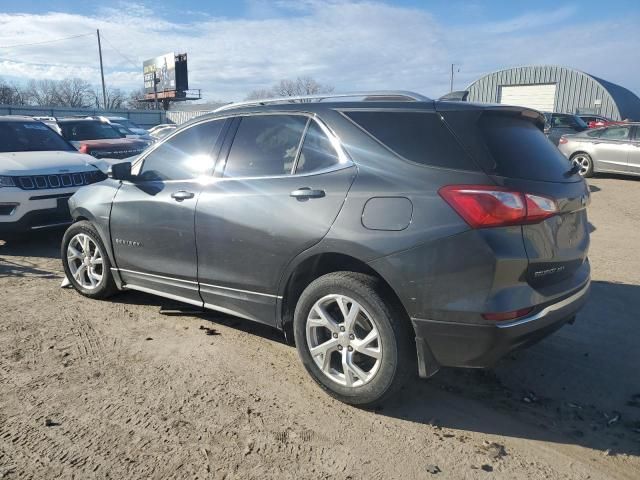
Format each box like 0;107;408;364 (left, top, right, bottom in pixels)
61;91;591;406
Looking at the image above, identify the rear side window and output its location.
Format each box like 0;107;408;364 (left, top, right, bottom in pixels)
600;126;630;140
480;114;572;181
342;110;477;170
551;114;587;129
224;115;308;177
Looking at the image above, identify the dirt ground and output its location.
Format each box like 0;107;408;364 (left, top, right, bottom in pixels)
1;174;639;480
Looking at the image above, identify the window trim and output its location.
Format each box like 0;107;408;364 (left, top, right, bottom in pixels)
217;111;353;181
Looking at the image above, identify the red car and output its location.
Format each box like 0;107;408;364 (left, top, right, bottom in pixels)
578;115;626;129
56;118;150;159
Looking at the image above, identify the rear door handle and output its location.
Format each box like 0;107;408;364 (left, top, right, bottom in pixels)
171;190;195;201
290;187;326;199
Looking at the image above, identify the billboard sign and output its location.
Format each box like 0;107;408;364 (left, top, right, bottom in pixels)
143;53;176;94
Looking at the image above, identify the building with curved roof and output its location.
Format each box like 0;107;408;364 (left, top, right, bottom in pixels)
467;66;640;121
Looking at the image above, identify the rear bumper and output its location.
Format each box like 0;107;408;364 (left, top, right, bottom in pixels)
413;281;590;377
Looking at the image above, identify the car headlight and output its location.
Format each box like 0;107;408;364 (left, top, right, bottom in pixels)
0;176;16;188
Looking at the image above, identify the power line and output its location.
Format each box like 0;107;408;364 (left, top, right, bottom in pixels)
100;33;139;70
0;32;94;49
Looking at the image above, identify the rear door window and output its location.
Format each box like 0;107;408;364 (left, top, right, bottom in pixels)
342;110;478;171
223;115;308;177
599;126;631;140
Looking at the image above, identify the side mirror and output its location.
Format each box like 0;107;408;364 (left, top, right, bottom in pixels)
107;161;132;181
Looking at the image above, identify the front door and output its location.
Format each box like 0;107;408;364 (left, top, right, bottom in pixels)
593;125;632;173
110;118;228;304
196;114;355;324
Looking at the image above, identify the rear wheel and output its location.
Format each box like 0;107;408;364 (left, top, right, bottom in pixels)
571;153;594;177
61;221;117;299
293;272;414;407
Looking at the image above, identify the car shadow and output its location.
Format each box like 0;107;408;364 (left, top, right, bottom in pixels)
0;229;64;278
378;280;640;457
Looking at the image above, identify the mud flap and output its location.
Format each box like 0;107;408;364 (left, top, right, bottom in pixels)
415;337;440;378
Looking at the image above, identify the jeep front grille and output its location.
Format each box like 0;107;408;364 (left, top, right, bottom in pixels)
15;171;106;190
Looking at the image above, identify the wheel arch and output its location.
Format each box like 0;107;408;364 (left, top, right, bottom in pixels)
277;251;411;343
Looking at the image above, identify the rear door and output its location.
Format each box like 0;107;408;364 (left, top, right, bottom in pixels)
110;118;228;304
592;125;633;173
195;113;355;325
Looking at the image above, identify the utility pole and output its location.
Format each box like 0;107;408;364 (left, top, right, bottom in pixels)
450;63;454;92
96;29;107;109
153;71;159;110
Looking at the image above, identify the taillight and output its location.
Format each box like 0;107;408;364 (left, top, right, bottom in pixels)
438;185;558;228
78;144;89;154
558;136;568;144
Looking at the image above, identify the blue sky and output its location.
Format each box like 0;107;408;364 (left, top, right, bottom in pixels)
0;1;638;101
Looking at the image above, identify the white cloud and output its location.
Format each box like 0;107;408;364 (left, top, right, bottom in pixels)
0;1;637;102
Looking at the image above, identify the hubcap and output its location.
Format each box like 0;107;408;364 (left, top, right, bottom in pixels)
67;233;104;290
305;294;382;387
572;156;591;176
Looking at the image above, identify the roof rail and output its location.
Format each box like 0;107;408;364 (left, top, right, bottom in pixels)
214;90;431;113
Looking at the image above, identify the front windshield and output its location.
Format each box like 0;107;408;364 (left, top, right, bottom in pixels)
60;121;123;141
114;119;141;130
0;121;75;152
113;124;133;135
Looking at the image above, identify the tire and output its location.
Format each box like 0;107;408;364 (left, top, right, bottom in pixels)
61;221;118;299
293;271;414;407
571;153;594;178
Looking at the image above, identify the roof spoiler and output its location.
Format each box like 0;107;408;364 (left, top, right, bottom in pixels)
438;90;469;102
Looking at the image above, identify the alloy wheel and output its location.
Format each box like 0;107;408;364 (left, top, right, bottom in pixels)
572;155;591;176
67;233;104;290
305;294;382;387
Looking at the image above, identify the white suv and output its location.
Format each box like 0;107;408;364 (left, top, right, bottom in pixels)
0;117;106;239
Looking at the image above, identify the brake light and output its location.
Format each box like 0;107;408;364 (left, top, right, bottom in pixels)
482;307;533;322
78;144;89;154
558;136;568;144
438;185;558;228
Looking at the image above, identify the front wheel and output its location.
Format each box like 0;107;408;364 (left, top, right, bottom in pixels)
293;272;414;407
61;221;118;299
571;153;594;177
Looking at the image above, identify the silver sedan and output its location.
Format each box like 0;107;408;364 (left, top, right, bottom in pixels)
557;123;640;177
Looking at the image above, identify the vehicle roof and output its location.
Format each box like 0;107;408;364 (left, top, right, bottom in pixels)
182;99;544;128
57;118;106;124
0;116;40;122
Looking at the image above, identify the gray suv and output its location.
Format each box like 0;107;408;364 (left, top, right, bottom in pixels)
61;91;591;406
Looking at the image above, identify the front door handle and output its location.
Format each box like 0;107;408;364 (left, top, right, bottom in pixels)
171;190;195;201
290;187;325;199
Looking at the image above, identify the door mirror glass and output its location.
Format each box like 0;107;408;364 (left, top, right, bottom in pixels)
108;161;132;180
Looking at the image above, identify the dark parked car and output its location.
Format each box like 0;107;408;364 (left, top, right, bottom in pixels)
543;112;588;145
57;119;149;159
61;91;591;406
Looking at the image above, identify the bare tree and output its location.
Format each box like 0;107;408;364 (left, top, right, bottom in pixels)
245;76;334;101
92;86;126;110
55;78;93;108
23;78;92;107
0;78;26;105
125;88;156;110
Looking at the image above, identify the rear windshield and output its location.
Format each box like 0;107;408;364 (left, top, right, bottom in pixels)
342;110;478;171
0;121;74;152
480;114;574;181
60;121;123;141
